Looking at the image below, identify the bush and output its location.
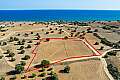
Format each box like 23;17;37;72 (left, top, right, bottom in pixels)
18;50;25;54
28;40;32;43
9;53;15;57
94;42;99;45
22;39;25;43
38;73;46;77
22;55;30;60
19;46;24;50
15;64;24;73
9;57;16;62
51;31;54;33
31;73;36;78
94;29;98;32
26;45;31;48
107;51;117;56
20;61;26;66
101;38;113;47
41;60;50;67
14;37;19;41
4;50;10;54
64;36;68;40
99;46;104;50
31;32;33;34
63;66;70;73
21;75;27;79
46;32;49;34
0;55;3;59
9;37;14;42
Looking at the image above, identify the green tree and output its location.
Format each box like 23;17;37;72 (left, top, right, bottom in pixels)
31;73;36;78
41;60;50;67
15;64;24;73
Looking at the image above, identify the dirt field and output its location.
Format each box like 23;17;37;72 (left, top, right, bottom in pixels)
84;33;111;52
32;39;93;64
54;59;109;80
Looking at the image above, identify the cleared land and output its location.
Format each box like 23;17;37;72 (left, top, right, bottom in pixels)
54;59;109;80
33;39;93;64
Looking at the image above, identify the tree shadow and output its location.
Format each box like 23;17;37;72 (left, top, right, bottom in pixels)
6;70;20;75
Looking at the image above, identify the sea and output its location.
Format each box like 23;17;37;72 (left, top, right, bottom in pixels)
0;10;120;22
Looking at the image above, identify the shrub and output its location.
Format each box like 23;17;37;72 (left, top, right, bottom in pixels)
22;55;30;60
31;32;33;34
15;64;24;73
26;45;31;48
4;50;10;54
20;61;26;66
94;29;98;32
51;31;54;33
31;73;36;78
14;37;19;41
107;51;117;56
19;46;24;50
28;40;32;43
46;32;49;34
64;36;68;40
0;55;3;59
63;66;70;73
38;73;46;77
9;53;15;57
94;42;99;45
99;46;104;50
9;57;16;62
41;60;50;67
18;50;25;54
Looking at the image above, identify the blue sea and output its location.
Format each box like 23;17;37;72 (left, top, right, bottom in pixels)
0;10;120;21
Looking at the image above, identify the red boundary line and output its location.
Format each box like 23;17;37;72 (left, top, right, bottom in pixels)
84;38;102;55
26;54;99;73
25;37;102;73
25;40;41;72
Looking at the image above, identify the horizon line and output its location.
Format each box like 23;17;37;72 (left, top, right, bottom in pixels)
0;9;120;11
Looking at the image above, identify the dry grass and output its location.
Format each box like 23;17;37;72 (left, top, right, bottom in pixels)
54;60;109;80
33;39;93;64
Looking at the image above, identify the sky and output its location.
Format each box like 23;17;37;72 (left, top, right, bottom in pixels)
0;0;120;10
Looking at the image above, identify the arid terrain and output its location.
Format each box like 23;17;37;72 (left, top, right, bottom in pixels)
0;21;119;80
